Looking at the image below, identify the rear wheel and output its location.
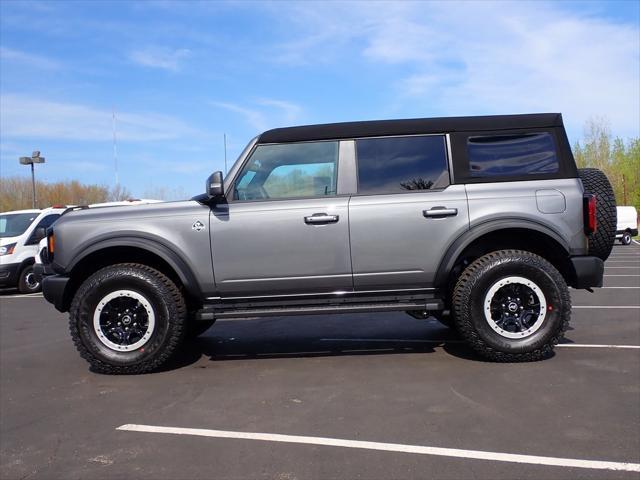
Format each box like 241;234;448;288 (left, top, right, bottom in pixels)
69;263;187;374
578;168;616;260
452;250;570;362
621;231;632;245
18;265;41;294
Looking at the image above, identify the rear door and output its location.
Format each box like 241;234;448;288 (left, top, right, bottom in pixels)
348;135;469;290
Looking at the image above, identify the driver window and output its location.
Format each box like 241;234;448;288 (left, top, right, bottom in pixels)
233;141;338;201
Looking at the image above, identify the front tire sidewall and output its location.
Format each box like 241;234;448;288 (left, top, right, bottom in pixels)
622;232;632;245
73;268;179;370
18;265;41;294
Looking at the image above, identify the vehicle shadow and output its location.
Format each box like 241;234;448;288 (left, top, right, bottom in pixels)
162;314;487;371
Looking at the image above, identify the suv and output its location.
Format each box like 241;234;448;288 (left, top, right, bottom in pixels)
40;113;617;374
0;207;66;293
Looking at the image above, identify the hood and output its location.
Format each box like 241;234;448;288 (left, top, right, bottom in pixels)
56;200;202;225
0;236;20;247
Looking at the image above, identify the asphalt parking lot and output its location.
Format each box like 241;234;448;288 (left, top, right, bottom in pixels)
1;244;639;480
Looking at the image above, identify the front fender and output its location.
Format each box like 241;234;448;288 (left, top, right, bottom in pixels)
60;234;202;297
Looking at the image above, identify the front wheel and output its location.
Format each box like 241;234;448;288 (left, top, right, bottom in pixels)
621;232;632;245
18;265;41;294
452;250;571;362
69;263;187;374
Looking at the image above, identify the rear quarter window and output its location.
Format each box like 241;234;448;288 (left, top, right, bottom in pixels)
466;132;559;178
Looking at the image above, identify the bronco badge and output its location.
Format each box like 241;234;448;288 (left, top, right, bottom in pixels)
192;220;205;232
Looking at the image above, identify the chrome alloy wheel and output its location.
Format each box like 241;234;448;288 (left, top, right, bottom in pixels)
483;276;547;339
93;290;155;351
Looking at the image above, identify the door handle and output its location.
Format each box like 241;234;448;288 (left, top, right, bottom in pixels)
423;207;458;218
304;213;339;224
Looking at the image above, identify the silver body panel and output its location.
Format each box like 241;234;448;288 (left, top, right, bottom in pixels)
52;201;216;294
465;178;587;255
349;185;470;289
210;198;352;295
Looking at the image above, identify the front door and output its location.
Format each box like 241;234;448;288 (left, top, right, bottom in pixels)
210;140;352;297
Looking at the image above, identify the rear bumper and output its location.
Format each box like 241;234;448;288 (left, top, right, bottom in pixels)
0;262;20;287
570;256;604;289
616;228;638;237
42;274;70;312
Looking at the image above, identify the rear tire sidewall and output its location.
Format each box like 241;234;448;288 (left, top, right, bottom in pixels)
622;232;632;245
75;270;174;367
465;257;565;353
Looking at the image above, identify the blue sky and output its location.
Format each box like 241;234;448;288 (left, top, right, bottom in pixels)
1;0;639;199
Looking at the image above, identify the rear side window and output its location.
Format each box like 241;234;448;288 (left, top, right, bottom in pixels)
356;136;449;194
467;132;559;178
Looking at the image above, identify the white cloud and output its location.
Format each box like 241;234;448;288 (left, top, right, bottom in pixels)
0;94;201;142
129;46;191;71
267;1;640;138
0;47;60;70
212;99;303;131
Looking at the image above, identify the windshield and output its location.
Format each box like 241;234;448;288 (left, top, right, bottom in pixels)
0;213;38;238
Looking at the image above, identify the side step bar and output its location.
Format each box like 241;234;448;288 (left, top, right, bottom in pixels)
196;298;444;321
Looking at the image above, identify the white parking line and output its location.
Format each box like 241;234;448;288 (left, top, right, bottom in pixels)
600;286;640;289
633;240;640;246
0;293;44;299
555;344;640;350
572;305;640;309
116;424;640;472
320;339;640;349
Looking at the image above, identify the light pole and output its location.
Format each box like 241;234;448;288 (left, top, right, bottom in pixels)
19;151;45;209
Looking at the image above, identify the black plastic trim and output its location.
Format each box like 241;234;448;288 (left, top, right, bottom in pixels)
42;275;70;312
63;236;202;298
570;256;604;289
434;219;570;287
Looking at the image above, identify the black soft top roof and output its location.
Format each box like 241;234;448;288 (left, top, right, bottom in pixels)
258;113;563;144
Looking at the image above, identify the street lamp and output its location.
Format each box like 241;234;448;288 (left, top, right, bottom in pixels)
19;151;45;209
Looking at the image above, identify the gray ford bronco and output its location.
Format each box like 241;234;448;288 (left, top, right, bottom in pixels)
39;113;617;374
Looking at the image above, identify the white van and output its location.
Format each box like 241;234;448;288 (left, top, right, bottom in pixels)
0;207;67;293
616;206;638;245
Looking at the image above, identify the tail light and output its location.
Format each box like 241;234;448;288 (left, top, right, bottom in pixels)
583;194;597;234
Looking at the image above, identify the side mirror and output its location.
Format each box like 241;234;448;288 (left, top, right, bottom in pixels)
26;227;46;245
206;171;224;198
34;227;46;240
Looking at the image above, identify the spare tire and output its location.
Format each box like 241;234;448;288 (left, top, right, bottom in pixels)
578;168;617;261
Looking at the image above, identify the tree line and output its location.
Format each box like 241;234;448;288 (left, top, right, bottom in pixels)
573;118;639;210
0;177;132;212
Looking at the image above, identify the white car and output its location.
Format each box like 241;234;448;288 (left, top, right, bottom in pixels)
0;207;67;293
616;206;638;245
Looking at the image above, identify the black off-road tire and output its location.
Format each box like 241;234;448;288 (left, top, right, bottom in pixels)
578;168;616;261
452;250;571;362
621;231;632;245
18;265;41;294
69;263;187;374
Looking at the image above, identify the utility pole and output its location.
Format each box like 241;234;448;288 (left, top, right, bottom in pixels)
19;151;45;209
224;133;227;174
113;106;119;186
